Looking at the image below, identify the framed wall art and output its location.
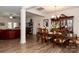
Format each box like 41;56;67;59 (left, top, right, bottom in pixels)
43;19;49;27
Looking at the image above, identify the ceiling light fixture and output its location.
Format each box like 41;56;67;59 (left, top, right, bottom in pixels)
52;6;57;19
9;16;13;19
52;6;62;19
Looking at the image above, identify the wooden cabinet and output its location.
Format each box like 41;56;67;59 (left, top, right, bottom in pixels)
51;14;74;36
0;29;20;39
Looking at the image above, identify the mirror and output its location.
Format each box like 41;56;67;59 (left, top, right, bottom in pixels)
67;20;73;32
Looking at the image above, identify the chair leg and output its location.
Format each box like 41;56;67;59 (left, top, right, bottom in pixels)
53;42;55;48
41;38;45;43
37;38;39;42
75;44;77;48
46;40;50;45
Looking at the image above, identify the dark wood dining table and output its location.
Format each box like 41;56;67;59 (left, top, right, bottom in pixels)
48;32;77;47
48;32;67;45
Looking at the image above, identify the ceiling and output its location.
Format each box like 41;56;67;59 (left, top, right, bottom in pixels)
0;6;39;17
0;6;21;17
0;6;77;18
28;6;72;13
26;12;36;18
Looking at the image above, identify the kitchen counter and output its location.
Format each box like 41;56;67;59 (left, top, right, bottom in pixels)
0;29;20;39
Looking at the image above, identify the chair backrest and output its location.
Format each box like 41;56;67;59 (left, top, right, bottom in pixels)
42;28;48;34
37;28;42;34
42;28;48;37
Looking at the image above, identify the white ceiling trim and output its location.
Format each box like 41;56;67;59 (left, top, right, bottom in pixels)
26;6;45;17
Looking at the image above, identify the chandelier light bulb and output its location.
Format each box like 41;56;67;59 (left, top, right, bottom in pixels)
52;15;55;18
9;16;13;19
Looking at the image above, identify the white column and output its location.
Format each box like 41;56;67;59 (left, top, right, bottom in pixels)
20;7;26;44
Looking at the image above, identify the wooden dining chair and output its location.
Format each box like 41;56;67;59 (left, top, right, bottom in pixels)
41;28;48;43
53;34;65;47
64;34;77;48
36;28;42;42
41;28;52;44
68;34;77;48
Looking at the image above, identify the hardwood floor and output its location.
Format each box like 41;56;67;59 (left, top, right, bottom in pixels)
0;35;79;53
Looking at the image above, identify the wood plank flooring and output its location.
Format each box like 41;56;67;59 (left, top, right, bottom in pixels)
0;35;79;53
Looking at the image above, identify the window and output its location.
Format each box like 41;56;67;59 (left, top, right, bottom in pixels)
13;22;17;28
8;22;12;29
8;22;18;29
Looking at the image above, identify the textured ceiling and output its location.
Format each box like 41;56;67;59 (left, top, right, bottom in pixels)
0;6;77;17
0;6;21;17
28;6;71;13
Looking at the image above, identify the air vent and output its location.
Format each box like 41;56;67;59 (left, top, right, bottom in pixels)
36;7;44;11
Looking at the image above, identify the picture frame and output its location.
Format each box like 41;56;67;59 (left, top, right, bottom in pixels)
43;19;49;27
0;23;5;26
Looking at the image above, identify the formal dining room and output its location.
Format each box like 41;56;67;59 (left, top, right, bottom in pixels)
0;6;79;53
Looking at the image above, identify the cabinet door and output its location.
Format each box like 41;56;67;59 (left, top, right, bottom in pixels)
8;30;16;39
0;30;2;39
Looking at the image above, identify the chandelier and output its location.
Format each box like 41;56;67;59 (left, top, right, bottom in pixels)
51;6;67;20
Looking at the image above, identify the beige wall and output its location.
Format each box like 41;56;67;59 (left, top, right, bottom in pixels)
0;16;20;29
